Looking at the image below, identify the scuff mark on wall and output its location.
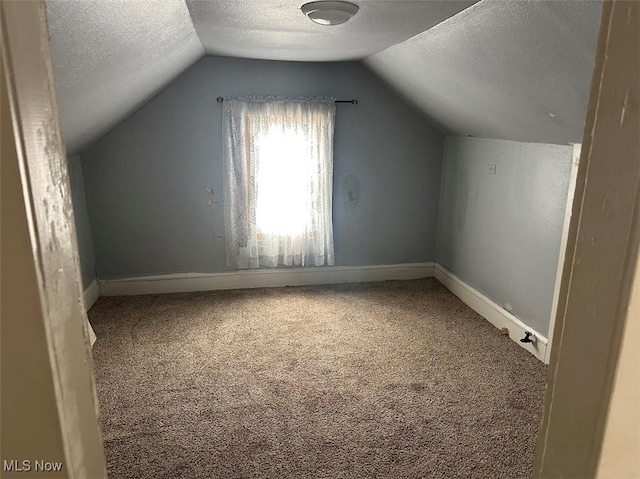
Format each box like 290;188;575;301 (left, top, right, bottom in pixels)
206;187;220;207
205;188;224;240
342;174;360;211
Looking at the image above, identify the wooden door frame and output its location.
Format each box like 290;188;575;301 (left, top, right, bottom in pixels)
1;1;107;477
545;143;581;364
534;0;640;476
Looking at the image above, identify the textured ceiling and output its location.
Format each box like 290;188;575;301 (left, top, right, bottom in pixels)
365;0;603;145
47;0;602;153
47;0;204;155
185;0;478;62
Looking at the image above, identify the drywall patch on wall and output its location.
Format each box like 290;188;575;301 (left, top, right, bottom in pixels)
365;0;602;145
81;56;443;279
436;136;573;336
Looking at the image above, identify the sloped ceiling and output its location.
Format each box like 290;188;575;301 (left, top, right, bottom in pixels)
186;0;477;62
365;0;603;145
47;0;601;154
47;0;204;155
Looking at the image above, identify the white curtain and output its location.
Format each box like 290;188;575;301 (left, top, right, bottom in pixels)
223;96;336;269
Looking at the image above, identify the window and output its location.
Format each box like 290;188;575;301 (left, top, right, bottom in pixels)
255;124;316;237
222;96;336;269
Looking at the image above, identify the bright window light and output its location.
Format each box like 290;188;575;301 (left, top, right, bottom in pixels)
255;127;314;236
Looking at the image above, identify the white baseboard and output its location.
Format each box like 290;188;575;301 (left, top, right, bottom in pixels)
83;279;100;311
98;262;435;297
433;264;547;362
91;263;548;361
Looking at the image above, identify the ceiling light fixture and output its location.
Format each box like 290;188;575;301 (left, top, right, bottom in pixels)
301;1;359;26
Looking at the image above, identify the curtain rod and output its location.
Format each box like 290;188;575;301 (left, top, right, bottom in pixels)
216;97;357;105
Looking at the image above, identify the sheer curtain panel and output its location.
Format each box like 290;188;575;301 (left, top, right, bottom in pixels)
222;96;336;269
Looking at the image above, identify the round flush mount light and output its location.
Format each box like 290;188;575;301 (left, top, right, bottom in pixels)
301;1;359;26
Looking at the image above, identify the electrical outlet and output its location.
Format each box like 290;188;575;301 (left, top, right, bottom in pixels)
488;164;497;175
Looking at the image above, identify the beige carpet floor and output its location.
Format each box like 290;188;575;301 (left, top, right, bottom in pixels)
90;278;546;479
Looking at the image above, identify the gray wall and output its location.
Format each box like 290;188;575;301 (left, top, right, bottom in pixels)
67;155;96;288
436;137;573;336
81;56;444;279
